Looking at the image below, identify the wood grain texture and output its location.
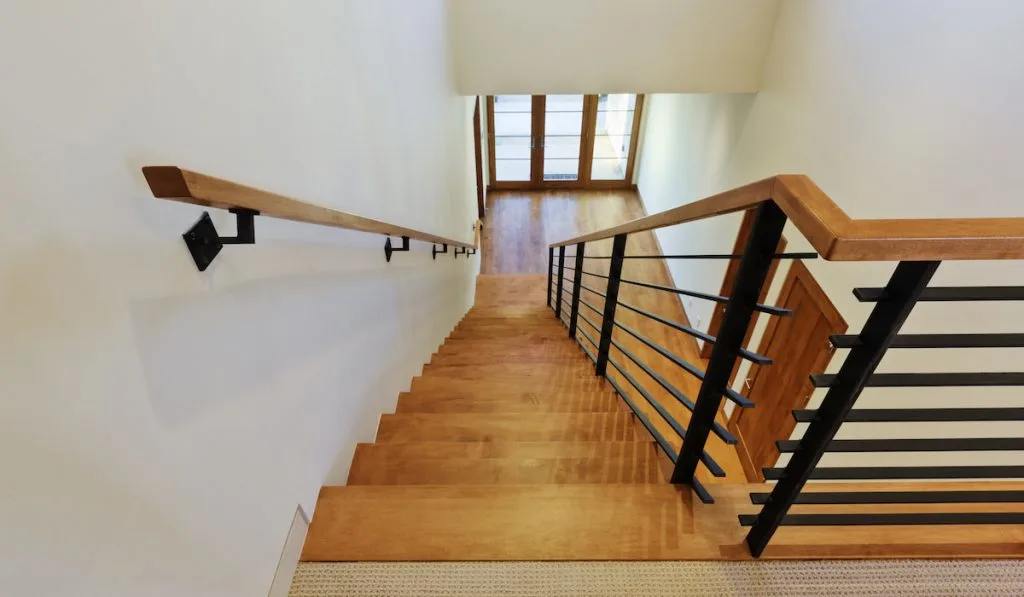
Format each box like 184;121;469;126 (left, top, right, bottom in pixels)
302;270;1023;562
375;413;637;443
302;481;1024;561
729;260;847;482
348;441;658;461
479;190;746;482
397;390;624;414
141;166;475;248
551;174;1024;261
348;453;661;485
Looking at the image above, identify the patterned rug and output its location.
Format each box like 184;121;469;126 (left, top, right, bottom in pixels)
290;560;1024;596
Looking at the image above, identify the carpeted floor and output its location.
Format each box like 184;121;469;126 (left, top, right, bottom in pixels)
289;560;1024;596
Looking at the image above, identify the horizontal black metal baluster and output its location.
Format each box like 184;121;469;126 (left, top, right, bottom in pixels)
577;313;601;333
745;260;939;558
613;321;753;408
777;437;1024;452
611;340;736;445
741;512;1024;526
600;374;713;503
578;298;603;317
673;201;788;494
855;286;1024;302
762;465;1024;480
579;272;792;316
607;357;726;478
830;332;1024;349
793;407;1024;422
577;327;599;348
582;252;819;260
617;300;771;364
749;490;1024;505
812;371;1024;387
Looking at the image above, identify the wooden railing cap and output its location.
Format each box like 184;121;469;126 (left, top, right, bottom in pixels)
551;174;1024;261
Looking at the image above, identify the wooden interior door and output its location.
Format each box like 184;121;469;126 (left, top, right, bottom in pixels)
702;209;787;365
728;260;847;482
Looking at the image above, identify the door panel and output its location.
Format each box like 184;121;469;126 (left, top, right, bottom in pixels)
542;94;585;182
730;260;847;482
590;94;638;181
491;94;534;183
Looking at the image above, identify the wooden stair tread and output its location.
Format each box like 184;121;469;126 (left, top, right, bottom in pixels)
430;353;584;366
375;412;636;442
303;484;698;561
348;441;658;460
396;390;622;413
303;482;1024;562
411;376;608;393
347;452;661;485
420;362;597;379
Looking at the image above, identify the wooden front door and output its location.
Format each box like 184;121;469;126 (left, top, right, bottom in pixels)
729;260;847;482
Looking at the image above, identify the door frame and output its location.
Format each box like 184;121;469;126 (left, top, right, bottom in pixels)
486;94;644;190
473;97;486;219
727;259;847;482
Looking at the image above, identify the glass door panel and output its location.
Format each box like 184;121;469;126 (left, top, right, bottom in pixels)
492;94;533;182
590;93;636;181
542;94;584;182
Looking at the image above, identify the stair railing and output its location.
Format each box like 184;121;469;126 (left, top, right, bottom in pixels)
547;175;1024;557
142;166;477;271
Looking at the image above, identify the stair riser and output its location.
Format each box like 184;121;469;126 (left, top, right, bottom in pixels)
348;456;662;485
349;441;659;460
410;378;609;394
396;391;623;413
375;414;637;443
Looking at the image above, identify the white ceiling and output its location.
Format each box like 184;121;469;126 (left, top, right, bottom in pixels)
448;0;782;94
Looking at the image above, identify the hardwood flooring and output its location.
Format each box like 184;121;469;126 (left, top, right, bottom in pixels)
481;189;745;482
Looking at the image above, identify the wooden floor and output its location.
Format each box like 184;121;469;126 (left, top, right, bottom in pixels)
300;190;1024;562
481;189;744;482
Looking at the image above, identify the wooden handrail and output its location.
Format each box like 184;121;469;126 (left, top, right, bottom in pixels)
143;166;476;249
551;175;1024;261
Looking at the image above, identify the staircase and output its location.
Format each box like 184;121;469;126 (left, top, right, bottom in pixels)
301;275;703;561
296;176;1024;565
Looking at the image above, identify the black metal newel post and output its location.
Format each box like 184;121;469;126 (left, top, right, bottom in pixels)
568;242;586;337
595;234;628;376
547;246;554;308
672;201;788;488
745;259;940;557
554;246;566;318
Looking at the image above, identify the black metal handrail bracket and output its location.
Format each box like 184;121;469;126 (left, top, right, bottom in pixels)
183;208;259;271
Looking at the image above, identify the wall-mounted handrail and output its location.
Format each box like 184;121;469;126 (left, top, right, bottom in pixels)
142;166;476;250
550;175;1024;261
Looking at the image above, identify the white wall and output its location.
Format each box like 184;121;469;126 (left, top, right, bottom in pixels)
637;0;1024;470
449;0;781;94
0;1;478;596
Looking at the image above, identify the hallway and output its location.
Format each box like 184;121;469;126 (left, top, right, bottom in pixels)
480;189;746;482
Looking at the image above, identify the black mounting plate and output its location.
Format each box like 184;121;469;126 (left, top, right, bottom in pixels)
183;212;223;272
